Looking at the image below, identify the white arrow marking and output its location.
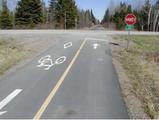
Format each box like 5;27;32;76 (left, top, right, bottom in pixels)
0;111;7;116
64;42;72;49
93;43;100;49
0;89;22;116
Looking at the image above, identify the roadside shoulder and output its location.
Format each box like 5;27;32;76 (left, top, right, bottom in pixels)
0;39;57;81
109;36;150;119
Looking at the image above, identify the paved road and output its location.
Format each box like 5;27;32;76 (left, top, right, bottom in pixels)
0;30;159;36
0;31;129;119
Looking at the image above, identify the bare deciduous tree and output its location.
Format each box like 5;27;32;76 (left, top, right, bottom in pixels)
153;0;159;31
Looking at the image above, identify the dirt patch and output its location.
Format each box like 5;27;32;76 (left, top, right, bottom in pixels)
143;52;159;64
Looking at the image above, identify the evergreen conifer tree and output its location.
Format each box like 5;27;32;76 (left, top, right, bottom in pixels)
54;0;78;29
90;9;96;24
15;0;43;28
101;8;110;24
0;2;12;29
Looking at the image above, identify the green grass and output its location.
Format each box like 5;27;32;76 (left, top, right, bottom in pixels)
113;35;159;118
132;36;159;52
0;39;30;75
116;35;159;52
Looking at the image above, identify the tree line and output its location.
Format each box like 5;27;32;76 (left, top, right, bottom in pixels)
0;0;97;29
77;9;97;28
101;0;159;31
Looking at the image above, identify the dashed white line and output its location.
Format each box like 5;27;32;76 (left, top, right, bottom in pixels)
0;111;7;116
0;89;22;116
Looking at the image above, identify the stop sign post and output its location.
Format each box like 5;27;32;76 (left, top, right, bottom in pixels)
125;13;136;50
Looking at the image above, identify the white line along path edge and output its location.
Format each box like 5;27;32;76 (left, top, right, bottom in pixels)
85;38;107;42
64;42;72;49
0;89;23;116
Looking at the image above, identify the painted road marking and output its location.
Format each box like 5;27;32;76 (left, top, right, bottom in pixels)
93;43;100;49
55;56;67;65
33;39;87;120
0;89;22;116
86;38;106;42
37;55;67;70
37;55;54;70
0;111;7;116
64;42;72;49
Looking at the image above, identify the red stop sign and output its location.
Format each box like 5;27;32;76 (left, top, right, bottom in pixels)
125;14;136;25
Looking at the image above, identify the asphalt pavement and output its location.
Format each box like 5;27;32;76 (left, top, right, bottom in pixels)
0;31;129;119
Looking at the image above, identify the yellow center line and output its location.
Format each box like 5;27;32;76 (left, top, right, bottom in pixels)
33;39;87;120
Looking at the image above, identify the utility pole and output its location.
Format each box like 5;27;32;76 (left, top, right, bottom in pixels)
64;12;66;29
13;10;15;28
42;0;46;24
55;0;68;29
75;18;77;29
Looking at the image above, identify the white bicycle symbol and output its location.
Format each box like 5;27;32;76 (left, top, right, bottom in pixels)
37;55;66;70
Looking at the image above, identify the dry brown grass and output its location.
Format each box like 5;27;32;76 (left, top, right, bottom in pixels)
0;38;30;75
112;35;159;118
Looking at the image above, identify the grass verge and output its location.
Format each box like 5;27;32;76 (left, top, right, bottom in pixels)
0;38;30;75
112;35;159;118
